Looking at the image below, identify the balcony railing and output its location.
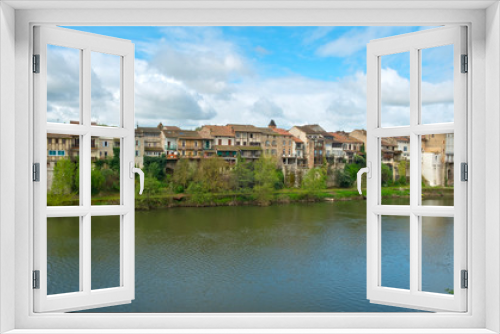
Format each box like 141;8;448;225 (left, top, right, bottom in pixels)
165;145;177;150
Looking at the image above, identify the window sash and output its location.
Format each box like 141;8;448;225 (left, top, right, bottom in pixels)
366;26;467;312
32;25;136;313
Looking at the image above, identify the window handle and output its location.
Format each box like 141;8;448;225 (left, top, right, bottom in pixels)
129;162;144;195
357;162;371;195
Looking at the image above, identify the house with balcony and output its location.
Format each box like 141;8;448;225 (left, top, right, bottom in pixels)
136;125;164;157
177;130;204;159
394;136;410;160
268;120;302;166
199;125;234;147
259;126;281;158
135;132;144;168
228;124;262;147
330;131;364;164
162;129;180;160
289;124;326;168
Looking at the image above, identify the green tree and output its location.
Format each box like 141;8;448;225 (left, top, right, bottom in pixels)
334;168;353;188
253;155;279;205
397;160;408;185
381;163;393;187
302;167;327;198
136;175;162;210
232;154;255;191
172;158;196;192
91;168;105;195
194;156;227;193
48;158;77;205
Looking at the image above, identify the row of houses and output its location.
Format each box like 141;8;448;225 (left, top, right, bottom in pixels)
134;121;367;169
45;120;454;187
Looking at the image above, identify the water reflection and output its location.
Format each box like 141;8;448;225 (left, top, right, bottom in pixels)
57;199;452;313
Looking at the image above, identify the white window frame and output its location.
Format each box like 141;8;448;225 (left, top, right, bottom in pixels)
32;25;136;313
366;26;467;312
1;2;498;334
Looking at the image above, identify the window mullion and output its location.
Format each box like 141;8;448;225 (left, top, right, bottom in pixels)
409;46;420;295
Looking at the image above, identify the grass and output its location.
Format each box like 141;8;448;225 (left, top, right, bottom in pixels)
52;186;454;209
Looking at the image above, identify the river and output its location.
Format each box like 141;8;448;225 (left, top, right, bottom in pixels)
47;198;454;313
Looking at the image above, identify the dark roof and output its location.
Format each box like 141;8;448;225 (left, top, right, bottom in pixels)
137;127;161;133
257;127;280;135
294;124;326;134
176;131;202;139
214;145;238;152
269;119;277;127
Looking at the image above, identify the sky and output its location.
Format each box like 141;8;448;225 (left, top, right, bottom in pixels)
47;26;454;131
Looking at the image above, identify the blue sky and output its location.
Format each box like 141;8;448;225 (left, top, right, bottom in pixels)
53;26;453;130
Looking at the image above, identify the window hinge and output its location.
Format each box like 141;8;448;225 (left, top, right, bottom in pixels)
33;163;40;182
33;270;40;289
461;269;468;289
33;54;40;73
461;162;468;181
461;54;468;73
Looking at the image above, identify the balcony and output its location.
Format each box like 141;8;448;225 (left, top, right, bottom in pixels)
165;145;177;150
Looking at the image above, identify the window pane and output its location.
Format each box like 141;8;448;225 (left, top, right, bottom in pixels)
381;136;410;205
421;45;454;124
91;215;121;290
380;52;410;127
91;52;121;127
421;133;454;206
47;134;80;206
47;45;80;124
47;217;80;295
381;215;410;290
421;216;454;294
91;137;121;205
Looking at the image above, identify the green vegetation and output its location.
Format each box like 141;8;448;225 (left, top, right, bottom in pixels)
49;151;453;209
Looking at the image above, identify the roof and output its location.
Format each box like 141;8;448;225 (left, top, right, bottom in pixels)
271;127;293;137
47;133;74;138
330;131;363;144
257;127;280;135
214;145;238;152
293;124;326;135
202;125;235;137
137;127;161;133
381;138;398;147
292;137;303;144
227;124;261;132
162;129;180;138
176;131;202;139
163;126;181;131
394;136;410;143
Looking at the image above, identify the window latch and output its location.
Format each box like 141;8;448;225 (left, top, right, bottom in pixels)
129;162;144;195
357;162;371;195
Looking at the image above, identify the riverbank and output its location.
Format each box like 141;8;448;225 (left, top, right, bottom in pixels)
83;186;454;210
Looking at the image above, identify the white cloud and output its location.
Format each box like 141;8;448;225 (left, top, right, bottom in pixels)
147;28;252;97
134;60;217;127
316;27;415;58
250;97;284;118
